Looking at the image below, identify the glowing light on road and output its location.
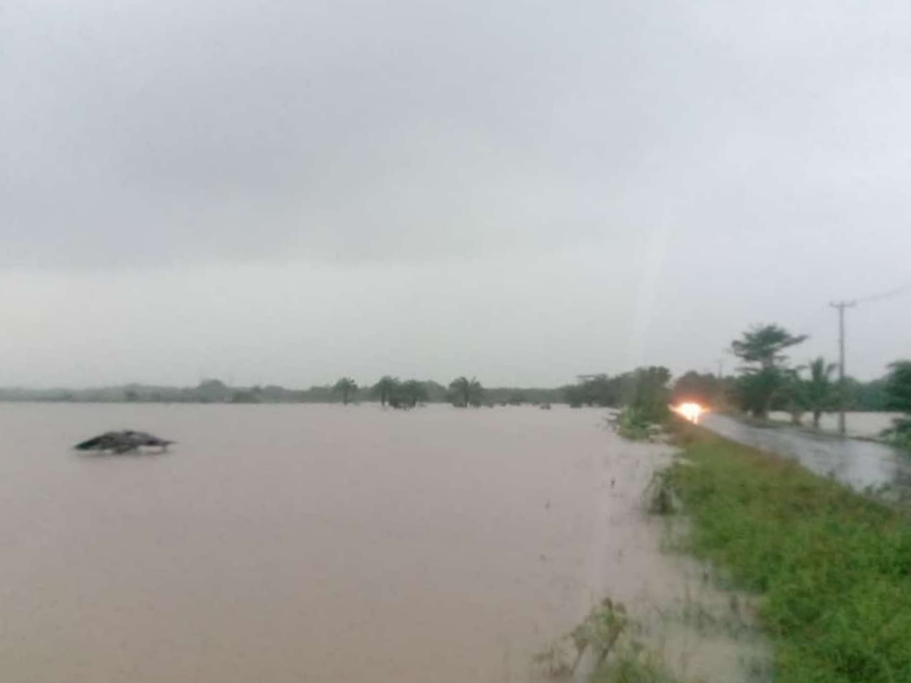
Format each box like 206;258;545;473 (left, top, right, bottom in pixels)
673;402;705;424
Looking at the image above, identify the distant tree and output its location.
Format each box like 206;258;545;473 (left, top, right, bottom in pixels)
372;376;400;407
731;324;807;418
564;374;629;408
672;371;724;408
196;379;230;403
333;377;358;405
564;377;596;407
423;381;449;403
398;380;428;408
449;376;484;407
844;377;890;411
731;324;808;367
883;361;911;450
885;361;911;413
629;366;672;423
803;357;837;428
231;389;262;404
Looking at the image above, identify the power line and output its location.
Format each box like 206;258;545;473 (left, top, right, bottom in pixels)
853;282;911;305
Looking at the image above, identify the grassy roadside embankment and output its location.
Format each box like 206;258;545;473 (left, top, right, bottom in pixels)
666;424;911;683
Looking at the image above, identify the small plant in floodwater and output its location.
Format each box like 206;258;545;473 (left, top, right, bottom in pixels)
643;470;678;515
590;646;678;683
532;644;574;680
674;592;758;641
740;653;775;683
569;598;630;671
533;598;683;682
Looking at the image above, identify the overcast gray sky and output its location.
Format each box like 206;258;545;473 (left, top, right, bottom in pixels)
2;0;910;388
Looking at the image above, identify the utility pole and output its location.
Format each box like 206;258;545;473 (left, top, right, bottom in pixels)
830;300;856;435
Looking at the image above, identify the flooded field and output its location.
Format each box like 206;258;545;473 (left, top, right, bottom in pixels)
0;404;756;682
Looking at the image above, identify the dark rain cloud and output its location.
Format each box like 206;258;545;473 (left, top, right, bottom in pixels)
5;0;909;269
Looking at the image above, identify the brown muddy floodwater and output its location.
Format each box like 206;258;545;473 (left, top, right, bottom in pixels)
0;404;758;683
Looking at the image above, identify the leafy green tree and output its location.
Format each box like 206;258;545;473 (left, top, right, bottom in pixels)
614;367;673;439
672;371;722;407
844;377;890;411
372;376;400;407
731;324;807;418
398;380;428;408
630;366;672;422
333;377;358;405
883;361;911;450
885;360;911;412
195;378;231;403
231;389;262;404
564;375;608;407
731;324;808;367
804;357;837;428
449;376;484;407
564;373;633;408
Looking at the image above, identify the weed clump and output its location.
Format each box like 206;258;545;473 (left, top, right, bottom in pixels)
590;647;676;683
643;469;679;515
535;598;680;682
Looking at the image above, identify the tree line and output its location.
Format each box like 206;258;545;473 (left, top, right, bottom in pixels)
332;376;435;409
2;324;905;447
714;323;910;446
557;322;909;447
333;376;512;409
0;377;558;406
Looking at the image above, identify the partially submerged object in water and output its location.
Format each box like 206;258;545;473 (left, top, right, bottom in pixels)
74;430;174;454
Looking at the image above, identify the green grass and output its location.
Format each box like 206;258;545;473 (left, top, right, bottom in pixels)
666;425;911;683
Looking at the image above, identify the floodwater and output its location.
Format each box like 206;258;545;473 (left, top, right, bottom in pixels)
703;413;911;499
767;411;903;439
0;404;757;683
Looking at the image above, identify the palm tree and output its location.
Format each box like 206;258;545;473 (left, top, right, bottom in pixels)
333;377;358;405
372;376;400;407
805;357;837;429
449;376;483;408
